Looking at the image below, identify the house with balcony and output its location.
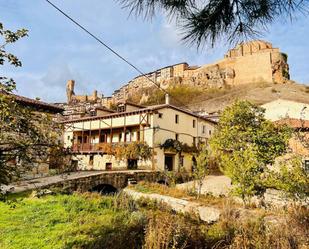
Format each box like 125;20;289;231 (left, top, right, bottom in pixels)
62;97;216;172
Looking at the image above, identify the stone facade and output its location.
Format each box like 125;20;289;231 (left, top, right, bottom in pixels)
63;103;216;172
112;40;289;103
58;40;290;117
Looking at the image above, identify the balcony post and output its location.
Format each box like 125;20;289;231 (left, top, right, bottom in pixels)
124;115;126;143
98;119;101;145
110;117;113;144
81;121;84;151
89;120;92;151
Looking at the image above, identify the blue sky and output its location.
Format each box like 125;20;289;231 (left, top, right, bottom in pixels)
1;0;309;103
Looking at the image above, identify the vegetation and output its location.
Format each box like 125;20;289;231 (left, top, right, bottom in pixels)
119;0;308;47
160;138;198;154
126;85;204;106
0;23;65;186
210;100;291;203
98;141;152;161
0;192;145;249
192;145;209;199
264;155;309;201
1;190;307;249
130;181;229;207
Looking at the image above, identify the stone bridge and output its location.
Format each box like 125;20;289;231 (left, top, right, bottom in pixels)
7;170;165;194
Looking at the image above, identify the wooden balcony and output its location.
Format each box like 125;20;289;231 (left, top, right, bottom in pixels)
72;143;107;153
71;142;133;153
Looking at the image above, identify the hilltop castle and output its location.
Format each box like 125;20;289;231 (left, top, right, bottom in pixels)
112;40;289;102
59;40;290;119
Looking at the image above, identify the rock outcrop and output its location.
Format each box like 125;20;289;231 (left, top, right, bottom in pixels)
112;40;290;103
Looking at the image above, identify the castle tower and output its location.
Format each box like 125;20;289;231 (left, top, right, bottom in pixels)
66;80;75;104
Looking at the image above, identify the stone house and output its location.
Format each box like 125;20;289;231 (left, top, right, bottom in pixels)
2;93;64;178
62;97;216;172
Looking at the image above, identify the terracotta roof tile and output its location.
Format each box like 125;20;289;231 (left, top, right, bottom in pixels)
275;118;309;129
0;91;64;113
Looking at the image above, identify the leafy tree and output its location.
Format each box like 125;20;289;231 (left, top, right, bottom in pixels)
118;0;308;47
264;154;309;202
210;100;291;203
193;144;209;199
0;23;62;186
223;146;261;205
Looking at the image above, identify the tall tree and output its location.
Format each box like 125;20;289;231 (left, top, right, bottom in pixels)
119;0;308;47
0;23;62;186
209;100;291;203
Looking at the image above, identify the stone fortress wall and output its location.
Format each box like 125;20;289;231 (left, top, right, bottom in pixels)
112;40;290;102
58;40;290;117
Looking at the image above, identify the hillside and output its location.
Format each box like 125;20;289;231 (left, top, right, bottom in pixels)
132;82;309;113
188;82;309;113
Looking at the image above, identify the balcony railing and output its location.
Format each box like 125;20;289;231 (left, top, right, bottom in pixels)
72;143;102;152
72;142;134;153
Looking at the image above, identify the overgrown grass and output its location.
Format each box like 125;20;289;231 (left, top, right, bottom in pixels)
1;190;307;249
129;181;233;208
0;192;145;249
129;85;230;107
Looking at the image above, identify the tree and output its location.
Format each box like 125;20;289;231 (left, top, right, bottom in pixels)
209;100;291;203
223;146;261;205
264;155;309;202
0;23;62;186
192;144;209;199
118;0;308;47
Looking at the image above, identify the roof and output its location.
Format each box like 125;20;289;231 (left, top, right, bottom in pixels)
61;104;217;124
117;101;146;109
275;118;309;129
95;106;115;113
1;91;64;113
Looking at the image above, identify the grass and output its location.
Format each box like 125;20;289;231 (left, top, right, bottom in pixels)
129;181;236;208
0;192;145;249
0;190;307;249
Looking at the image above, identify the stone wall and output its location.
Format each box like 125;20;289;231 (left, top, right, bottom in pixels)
111;40;290;103
43;171;164;192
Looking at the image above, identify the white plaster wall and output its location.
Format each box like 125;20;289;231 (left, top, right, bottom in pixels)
262;99;309;121
152;107;215;146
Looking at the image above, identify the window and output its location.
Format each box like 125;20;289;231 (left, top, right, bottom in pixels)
193;137;196;146
67;135;70;141
193;120;196;128
117;105;125;113
209;130;212;136
106;163;112;170
89;155;94;166
158;113;163;118
175;114;179;124
175;133;179;141
202;125;206;134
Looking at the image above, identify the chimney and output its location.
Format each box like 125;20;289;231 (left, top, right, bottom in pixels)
165;94;170;105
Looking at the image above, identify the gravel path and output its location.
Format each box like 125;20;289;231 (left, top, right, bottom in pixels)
177;175;232;197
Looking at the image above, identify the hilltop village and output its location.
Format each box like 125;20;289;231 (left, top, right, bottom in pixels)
5;39;309;177
55;40;290;121
1;38;309;248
